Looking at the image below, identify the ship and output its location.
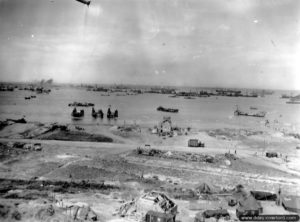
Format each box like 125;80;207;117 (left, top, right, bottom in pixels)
157;106;179;113
234;106;266;118
286;94;300;104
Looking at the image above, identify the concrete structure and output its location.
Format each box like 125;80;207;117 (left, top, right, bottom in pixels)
158;117;172;136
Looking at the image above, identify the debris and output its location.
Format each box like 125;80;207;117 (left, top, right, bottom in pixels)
117;191;177;220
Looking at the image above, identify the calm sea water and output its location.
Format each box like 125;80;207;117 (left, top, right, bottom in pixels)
0;88;299;131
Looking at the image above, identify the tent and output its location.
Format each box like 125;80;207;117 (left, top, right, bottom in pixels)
250;191;277;201
282;196;300;213
196;183;215;194
236;195;263;217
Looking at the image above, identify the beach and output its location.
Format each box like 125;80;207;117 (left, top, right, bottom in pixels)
0;86;299;221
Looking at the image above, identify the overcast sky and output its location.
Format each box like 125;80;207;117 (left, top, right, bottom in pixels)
0;0;299;89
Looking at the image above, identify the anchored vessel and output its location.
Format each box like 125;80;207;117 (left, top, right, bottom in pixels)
234;106;266;118
157;106;179;113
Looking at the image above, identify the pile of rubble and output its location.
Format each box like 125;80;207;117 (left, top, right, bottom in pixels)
116;191;177;221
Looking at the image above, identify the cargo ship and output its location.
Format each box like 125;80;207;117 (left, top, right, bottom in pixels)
234;106;266;118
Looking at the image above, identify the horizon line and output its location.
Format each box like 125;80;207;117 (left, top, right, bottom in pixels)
0;80;299;91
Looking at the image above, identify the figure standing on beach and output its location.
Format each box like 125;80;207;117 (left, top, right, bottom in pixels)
276;187;282;206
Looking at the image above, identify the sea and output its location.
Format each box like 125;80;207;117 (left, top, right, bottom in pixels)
0;88;299;132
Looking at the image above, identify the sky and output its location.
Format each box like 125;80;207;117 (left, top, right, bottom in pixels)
0;0;299;89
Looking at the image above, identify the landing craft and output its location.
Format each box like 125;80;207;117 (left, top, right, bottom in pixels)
75;0;91;6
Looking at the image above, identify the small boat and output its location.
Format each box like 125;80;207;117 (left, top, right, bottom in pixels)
114;110;118;118
92;108;104;118
24;96;31;100
157;106;179;113
31;95;36;98
107;108;118;119
250;106;257;110
184;96;196;99
92;108;98;118
72;108;84;118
